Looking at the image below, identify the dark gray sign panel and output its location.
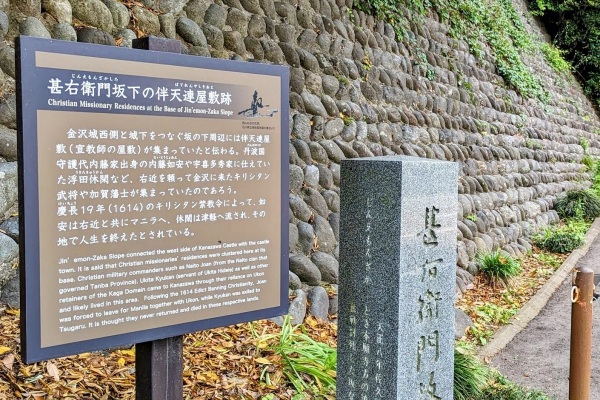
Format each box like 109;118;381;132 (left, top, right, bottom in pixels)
17;36;289;363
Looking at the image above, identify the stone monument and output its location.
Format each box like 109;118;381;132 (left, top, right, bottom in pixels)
338;156;458;399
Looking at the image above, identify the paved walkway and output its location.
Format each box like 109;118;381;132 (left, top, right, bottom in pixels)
483;219;600;399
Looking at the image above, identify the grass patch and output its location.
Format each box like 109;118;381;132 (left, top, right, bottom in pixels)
541;43;572;75
534;219;589;253
454;343;488;400
256;316;337;396
478;251;522;288
554;189;600;220
482;372;552;399
454;343;552;399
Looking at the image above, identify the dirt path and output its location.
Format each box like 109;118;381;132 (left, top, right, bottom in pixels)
490;233;600;399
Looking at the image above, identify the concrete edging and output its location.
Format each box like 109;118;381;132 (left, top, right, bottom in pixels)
478;218;600;359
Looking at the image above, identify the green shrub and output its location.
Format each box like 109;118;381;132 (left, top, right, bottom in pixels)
534;221;588;253
257;316;336;395
482;371;551;399
554;189;600;220
454;343;488;400
541;43;571;74
530;1;600;108
454;345;552;400
353;0;548;101
581;154;595;171
478;251;522;288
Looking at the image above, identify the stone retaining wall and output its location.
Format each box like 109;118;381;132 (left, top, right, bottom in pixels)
0;0;598;318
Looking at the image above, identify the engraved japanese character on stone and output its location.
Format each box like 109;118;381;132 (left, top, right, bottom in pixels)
421;206;441;246
419;372;442;400
417;331;440;371
418;290;442;322
420;258;442;282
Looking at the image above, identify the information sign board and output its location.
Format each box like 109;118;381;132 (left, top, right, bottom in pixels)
17;36;289;363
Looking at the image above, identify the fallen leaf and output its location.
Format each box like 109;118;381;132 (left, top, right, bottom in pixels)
0;347;10;355
2;354;13;369
46;361;60;382
254;357;272;365
117;357;126;368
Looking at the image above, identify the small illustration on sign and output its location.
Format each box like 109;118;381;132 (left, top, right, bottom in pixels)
238;90;278;117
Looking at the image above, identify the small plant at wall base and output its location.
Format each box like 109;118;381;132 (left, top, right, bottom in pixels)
454;343;487;400
534;220;589;254
553;189;600;220
477;251;522;288
256;316;337;396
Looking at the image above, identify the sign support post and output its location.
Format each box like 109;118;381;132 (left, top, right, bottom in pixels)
131;36;184;400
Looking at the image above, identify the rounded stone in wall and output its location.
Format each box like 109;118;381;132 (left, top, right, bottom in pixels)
311;251;338;283
226;8;249;36
457;221;473;240
76;26;116;45
42;0;72;24
289;194;312;222
457;242;469;268
279;42;301;67
239;0;262;14
158;13;176;39
321;75;339;97
289;164;304;193
321;190;339;213
320;139;345;163
202;24;224;50
321;95;339;117
176;17;207;47
187;45;211;57
464;239;477;259
303;165;319;188
0;270;18;308
302;187;329;218
290;254;320;286
103;0;129;29
262;39;285;64
0;232;17;289
292;139;312;164
292;113;311;141
317;164;333;189
245;15;266;39
71;0;114;33
20;17;51;38
297;221;315;255
313;214;336;253
114;28;135;47
473;236;488;254
204;4;228;29
224;30;246;54
244;36;264;59
289;271;302;290
334;139;358;158
308;286;330;321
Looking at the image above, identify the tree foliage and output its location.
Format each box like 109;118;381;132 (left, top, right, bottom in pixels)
530;0;600;106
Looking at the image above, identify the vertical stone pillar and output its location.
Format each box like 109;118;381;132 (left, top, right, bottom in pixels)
338;155;458;400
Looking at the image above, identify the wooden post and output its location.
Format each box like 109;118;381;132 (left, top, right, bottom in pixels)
132;36;184;400
569;266;594;400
